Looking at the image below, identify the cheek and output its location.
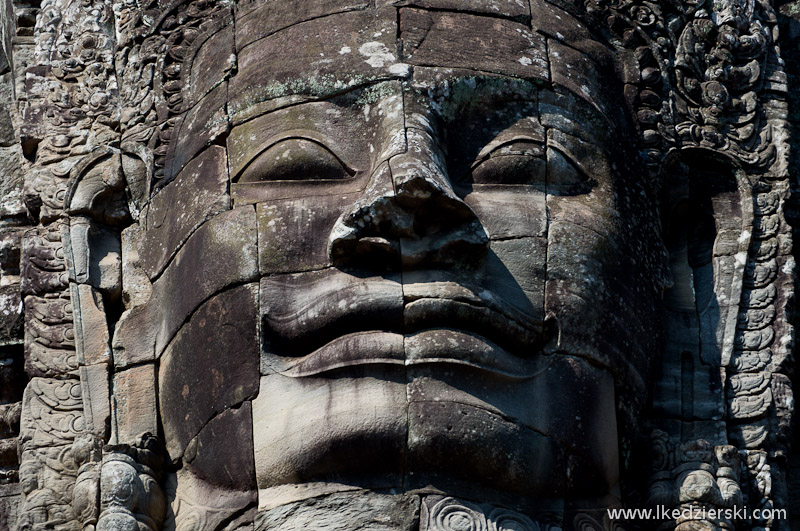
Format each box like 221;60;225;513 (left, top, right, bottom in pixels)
257;194;356;274
544;189;661;383
463;187;548;319
463;187;548;239
545;190;623;299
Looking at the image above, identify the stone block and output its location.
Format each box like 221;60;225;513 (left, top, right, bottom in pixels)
257;194;358;274
0;483;22;531
167;467;257;531
184;401;256;492
120;223;152;310
406;355;619;495
399;8;548;80
66;218;122;298
159;284;259;461
141;145;230;280
0;72;15;146
229;8;399;118
255;491;420;531
113;363;157;444
405;399;567;497
484;237;547;320
538;89;615;147
252;371;406;492
0;0;11;76
113;206;258;367
380;0;530;21
547;40;626;129
72;284;110;366
183;22;235;109
543;217;657;386
236;0;370;52
79;363;110;438
465;188;547;239
165;82;229;184
529;0;613;60
0;283;22;345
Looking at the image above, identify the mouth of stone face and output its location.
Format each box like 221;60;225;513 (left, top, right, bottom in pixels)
261;279;554;377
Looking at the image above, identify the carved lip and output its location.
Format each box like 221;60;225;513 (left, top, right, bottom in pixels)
262;276;554;377
276;329;553;378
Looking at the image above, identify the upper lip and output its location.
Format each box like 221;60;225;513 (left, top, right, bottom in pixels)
261;272;554;377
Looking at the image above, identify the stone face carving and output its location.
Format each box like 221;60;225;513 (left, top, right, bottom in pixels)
0;0;798;530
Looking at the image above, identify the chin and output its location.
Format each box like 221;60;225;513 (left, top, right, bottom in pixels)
252;349;621;511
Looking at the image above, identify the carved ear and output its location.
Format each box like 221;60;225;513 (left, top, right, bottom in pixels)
654;150;753;418
121;140;152;219
65;147;127;220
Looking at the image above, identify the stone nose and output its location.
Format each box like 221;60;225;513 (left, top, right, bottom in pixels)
329;130;488;271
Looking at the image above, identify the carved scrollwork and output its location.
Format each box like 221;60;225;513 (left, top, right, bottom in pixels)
115;0;233;196
421;497;556;531
96;433;165;531
427;497;488;531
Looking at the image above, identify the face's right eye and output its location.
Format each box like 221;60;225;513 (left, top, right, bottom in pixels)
238;138;354;183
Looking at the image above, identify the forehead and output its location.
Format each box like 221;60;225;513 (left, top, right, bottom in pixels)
227;1;623;122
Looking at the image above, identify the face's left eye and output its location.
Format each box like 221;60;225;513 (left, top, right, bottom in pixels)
238;138;354;183
463;140;594;195
467;141;546;186
545;147;594;195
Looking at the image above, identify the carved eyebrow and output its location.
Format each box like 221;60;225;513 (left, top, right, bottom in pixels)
473;136;545;164
419;75;615;139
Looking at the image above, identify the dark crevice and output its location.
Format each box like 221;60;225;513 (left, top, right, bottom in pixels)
395;77;411;494
214;501;257;531
395;6;403;61
490;234;541;242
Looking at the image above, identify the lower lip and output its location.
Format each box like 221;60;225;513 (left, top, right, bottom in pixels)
270;328;549;379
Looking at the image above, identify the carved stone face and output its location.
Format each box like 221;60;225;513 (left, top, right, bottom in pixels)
144;0;666;520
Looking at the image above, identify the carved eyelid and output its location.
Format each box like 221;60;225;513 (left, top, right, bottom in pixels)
236;133;355;182
546;138;599;181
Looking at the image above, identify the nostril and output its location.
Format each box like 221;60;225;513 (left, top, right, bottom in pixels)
411;194;478;238
377;220;394;236
329;231;401;271
361;236;394;249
